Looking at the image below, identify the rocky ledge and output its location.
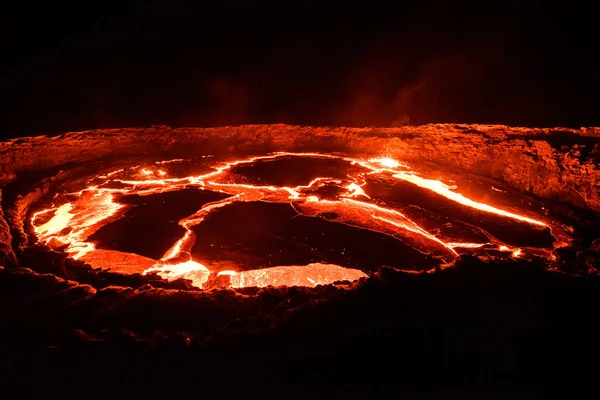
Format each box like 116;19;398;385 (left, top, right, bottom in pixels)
1;123;598;210
0;123;599;270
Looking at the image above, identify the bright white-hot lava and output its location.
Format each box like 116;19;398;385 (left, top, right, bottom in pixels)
30;152;570;289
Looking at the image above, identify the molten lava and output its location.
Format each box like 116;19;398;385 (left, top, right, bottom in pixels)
30;152;571;289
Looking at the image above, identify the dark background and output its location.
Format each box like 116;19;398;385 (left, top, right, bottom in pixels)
0;1;597;139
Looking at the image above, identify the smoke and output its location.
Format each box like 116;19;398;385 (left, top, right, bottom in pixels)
329;35;509;127
170;32;511;130
0;5;597;139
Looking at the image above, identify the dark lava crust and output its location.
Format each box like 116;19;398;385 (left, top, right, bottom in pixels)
190;201;441;272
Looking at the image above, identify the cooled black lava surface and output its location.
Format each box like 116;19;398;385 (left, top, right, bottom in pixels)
191;201;441;272
88;189;230;260
365;177;557;248
230;155;368;186
82;156;558;269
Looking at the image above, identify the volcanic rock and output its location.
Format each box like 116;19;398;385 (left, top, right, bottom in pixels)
0;124;598;212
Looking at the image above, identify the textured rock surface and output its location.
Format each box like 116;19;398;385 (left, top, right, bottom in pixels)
0;123;599;267
4;177;53;251
1;124;598;211
0;192;16;266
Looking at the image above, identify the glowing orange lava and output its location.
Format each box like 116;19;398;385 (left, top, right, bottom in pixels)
31;152;571;289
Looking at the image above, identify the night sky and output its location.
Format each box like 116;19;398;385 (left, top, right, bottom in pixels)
0;1;597;139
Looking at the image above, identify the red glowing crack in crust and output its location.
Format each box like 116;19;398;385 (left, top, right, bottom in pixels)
31;152;569;289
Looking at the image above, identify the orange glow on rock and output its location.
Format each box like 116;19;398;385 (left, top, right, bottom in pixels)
512;249;522;257
229;263;367;288
33;203;74;237
390;171;547;227
369;157;405;169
